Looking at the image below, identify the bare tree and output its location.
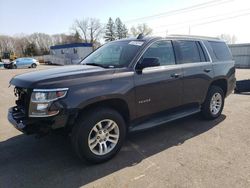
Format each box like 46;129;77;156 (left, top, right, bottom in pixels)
73;19;88;42
14;35;29;55
72;18;103;48
0;35;15;53
130;23;153;37
28;33;53;55
218;34;237;44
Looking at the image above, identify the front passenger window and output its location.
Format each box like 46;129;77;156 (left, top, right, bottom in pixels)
141;40;175;66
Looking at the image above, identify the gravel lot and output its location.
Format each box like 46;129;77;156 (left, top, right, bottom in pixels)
0;65;249;188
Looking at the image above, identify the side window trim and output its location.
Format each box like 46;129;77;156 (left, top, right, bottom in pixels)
196;41;206;62
200;41;212;62
171;40;178;65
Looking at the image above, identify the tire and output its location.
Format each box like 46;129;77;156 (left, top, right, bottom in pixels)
13;64;17;69
71;107;126;163
201;86;225;120
31;63;37;68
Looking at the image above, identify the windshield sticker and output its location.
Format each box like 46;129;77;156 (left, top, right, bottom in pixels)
129;41;144;46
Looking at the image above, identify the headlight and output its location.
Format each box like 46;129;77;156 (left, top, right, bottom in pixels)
29;88;68;117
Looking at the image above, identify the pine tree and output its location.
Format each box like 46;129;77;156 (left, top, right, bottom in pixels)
115;18;123;39
24;42;38;56
104;18;116;42
121;24;128;38
73;31;82;43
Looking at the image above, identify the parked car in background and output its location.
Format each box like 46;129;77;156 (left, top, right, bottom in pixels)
4;58;39;69
0;61;4;68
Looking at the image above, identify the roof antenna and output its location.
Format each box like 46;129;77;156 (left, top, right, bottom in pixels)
137;33;144;39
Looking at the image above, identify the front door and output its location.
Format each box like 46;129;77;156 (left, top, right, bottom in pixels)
134;40;183;118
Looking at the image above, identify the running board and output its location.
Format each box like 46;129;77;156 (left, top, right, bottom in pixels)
129;107;200;132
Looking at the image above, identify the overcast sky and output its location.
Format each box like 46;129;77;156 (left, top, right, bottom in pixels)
1;0;250;43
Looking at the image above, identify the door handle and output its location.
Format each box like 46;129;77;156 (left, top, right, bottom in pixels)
171;73;180;78
204;68;212;73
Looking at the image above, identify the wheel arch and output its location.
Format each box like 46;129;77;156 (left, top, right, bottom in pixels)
209;78;228;96
68;98;131;131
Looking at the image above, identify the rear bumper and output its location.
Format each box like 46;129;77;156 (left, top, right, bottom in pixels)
226;76;236;97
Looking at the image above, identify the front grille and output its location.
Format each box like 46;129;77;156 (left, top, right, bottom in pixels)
14;87;30;115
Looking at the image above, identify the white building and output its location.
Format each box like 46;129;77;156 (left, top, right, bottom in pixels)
46;43;93;65
229;43;250;68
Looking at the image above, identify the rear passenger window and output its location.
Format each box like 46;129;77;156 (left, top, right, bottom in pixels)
174;40;206;63
208;41;232;61
142;40;175;66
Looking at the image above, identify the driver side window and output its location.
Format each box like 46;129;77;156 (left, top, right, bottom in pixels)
141;40;175;66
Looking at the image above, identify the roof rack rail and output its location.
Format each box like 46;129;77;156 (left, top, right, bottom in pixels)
168;34;220;40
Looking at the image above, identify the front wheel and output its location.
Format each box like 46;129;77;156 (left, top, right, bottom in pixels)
71;108;126;163
201;86;225;120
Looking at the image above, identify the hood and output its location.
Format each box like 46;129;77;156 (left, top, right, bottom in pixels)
10;65;115;88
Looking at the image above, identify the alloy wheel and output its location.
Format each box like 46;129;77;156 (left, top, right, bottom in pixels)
210;92;222;115
88;119;120;156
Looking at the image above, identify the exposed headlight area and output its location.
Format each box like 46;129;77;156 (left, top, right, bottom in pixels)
29;88;68;117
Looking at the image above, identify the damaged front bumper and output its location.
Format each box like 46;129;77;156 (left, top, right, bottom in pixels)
8;106;64;135
8;106;28;133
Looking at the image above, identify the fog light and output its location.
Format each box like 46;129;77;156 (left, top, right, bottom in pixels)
37;103;48;111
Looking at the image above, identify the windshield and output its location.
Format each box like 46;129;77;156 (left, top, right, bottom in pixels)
80;41;143;68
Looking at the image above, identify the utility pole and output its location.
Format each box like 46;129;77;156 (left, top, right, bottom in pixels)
188;25;191;35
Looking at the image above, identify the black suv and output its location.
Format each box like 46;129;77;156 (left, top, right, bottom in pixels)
8;35;236;163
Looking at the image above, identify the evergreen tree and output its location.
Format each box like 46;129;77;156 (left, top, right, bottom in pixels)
104;18;116;42
121;24;128;38
73;31;82;43
24;42;38;56
115;18;123;39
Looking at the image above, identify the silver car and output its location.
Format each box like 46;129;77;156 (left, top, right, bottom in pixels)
11;58;40;69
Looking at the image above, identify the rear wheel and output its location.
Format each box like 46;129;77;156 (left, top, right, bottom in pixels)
201;86;224;120
31;63;37;68
71;108;126;163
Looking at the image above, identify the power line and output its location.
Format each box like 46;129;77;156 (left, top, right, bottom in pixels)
124;0;234;23
152;11;250;35
193;11;250;27
153;8;250;30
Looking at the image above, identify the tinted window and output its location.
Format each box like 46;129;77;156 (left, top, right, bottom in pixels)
174;40;204;63
142;40;175;66
208;41;232;61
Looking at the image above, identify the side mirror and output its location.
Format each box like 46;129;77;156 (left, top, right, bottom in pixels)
136;57;160;72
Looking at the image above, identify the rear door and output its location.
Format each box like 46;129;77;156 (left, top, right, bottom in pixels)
25;58;33;67
134;40;183;118
173;40;213;105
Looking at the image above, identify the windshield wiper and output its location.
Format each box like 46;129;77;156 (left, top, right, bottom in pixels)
85;63;106;68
